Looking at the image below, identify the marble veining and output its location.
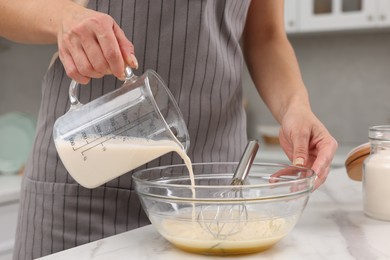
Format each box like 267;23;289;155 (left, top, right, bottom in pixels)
89;240;103;258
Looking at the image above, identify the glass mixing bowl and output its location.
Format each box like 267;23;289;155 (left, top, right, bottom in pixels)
132;162;316;256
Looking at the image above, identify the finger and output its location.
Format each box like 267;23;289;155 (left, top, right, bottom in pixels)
269;165;313;181
269;166;314;193
95;26;125;79
62;32;104;79
60;26;102;81
70;43;105;79
292;130;310;166
80;34;111;76
313;164;331;190
279;130;294;162
311;143;337;190
59;47;90;84
113;24;138;69
269;167;295;183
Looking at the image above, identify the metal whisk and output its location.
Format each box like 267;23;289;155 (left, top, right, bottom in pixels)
197;140;259;239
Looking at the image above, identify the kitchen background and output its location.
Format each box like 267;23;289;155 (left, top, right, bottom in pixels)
1;0;390;259
2;31;390;146
244;30;390;145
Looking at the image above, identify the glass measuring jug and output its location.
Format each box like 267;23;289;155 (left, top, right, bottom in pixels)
53;67;190;188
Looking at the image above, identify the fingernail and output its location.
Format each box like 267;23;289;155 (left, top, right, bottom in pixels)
293;157;305;166
130;54;138;69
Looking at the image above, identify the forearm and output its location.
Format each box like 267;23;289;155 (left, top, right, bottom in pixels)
242;0;316;125
243;1;337;189
243;33;311;124
0;0;78;44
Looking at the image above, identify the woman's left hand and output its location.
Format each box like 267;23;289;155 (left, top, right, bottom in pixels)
278;105;338;190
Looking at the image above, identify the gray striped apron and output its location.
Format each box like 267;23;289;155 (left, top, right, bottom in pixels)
13;0;250;259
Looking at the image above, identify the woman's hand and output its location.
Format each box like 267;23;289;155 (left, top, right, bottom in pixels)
278;105;338;190
58;3;138;84
0;0;137;82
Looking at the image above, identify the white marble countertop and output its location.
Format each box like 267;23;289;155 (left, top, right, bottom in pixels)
38;166;390;260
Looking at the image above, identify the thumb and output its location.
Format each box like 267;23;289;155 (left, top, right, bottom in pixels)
292;134;309;166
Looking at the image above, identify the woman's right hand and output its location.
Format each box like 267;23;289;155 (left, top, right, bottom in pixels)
58;3;138;84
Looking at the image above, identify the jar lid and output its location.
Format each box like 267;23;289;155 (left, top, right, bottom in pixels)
345;143;370;181
369;125;390;140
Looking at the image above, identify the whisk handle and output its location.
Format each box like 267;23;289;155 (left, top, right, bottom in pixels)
231;140;260;185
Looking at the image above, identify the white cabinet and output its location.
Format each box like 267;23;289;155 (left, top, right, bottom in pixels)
284;0;390;33
377;0;390;26
299;0;377;32
285;0;299;33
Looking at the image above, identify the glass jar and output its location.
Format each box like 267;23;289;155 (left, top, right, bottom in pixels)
363;125;390;221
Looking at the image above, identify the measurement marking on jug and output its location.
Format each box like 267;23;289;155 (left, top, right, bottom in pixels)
79;126;134;155
95;125;103;136
110;118;116;130
69;137;75;147
121;112;128;122
81;131;89;144
75;114;153;157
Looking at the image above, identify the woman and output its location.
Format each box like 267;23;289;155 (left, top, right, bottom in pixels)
0;0;337;259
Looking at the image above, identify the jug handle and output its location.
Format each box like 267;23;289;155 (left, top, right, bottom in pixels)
124;66;135;81
69;80;82;109
68;66;136;109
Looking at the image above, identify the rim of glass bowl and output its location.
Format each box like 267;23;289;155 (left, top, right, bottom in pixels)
132;162;316;192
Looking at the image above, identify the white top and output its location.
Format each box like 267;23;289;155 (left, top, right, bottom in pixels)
37;167;390;260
